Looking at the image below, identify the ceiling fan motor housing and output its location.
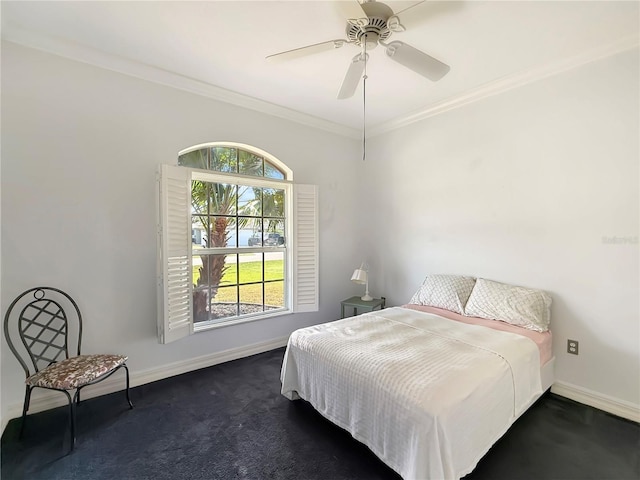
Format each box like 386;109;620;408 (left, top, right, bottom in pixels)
347;0;396;48
346;17;391;50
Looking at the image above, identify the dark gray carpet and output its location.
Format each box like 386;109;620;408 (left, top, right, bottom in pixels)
2;348;638;480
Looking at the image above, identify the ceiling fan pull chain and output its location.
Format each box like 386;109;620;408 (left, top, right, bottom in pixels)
362;37;368;162
363;76;367;161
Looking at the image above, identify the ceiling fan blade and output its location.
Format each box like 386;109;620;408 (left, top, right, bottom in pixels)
384;41;450;81
337;54;367;100
391;0;426;17
386;1;426;32
342;0;368;26
266;39;349;62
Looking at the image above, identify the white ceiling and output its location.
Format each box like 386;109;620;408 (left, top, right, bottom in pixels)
2;1;639;137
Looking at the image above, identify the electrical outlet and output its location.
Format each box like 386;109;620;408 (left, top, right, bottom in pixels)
567;339;579;355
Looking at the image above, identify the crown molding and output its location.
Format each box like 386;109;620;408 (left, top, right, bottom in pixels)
3;25;637;140
369;33;640;137
1;25;361;140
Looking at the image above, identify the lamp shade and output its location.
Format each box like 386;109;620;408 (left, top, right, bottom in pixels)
351;268;368;284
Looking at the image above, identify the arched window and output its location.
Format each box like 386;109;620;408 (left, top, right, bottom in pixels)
157;143;317;342
178;143;291;180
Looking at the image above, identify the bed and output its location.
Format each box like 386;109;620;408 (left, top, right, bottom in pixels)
281;276;554;480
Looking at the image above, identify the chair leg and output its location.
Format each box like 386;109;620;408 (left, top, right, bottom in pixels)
19;386;33;439
123;364;133;409
64;390;77;452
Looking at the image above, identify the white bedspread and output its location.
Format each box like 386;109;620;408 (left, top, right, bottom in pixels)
281;307;542;480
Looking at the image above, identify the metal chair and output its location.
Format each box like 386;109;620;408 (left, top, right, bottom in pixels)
3;287;133;451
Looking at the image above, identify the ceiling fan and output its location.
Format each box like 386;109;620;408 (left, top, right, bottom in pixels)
266;0;450;99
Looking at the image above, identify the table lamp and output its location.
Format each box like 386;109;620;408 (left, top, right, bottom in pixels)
351;263;373;301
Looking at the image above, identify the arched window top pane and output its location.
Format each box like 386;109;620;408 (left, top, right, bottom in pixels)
179;148;207;170
265;161;285;180
211;147;237;173
238;150;263;177
178;143;290;181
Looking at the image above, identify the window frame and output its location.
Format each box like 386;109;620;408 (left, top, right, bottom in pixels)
189;168;294;332
157;144;318;344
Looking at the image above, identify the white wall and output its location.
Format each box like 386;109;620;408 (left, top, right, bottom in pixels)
1;42;361;423
2;40;638;427
361;49;639;409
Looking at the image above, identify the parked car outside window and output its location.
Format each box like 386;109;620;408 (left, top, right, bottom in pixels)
264;233;285;246
247;233;261;246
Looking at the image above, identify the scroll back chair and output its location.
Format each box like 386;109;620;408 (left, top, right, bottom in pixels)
3;287;133;451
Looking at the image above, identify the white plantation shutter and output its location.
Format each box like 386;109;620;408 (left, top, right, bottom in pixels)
157;160;318;343
157;164;193;344
293;184;319;312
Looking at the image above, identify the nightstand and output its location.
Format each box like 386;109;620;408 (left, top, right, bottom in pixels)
341;296;386;318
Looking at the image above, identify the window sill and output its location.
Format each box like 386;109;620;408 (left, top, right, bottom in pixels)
194;308;292;332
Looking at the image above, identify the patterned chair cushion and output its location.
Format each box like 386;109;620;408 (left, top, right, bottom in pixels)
464;278;552;332
409;274;477;314
26;354;128;390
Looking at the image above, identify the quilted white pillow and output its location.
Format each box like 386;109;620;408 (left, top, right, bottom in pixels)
464;278;552;332
409;274;476;315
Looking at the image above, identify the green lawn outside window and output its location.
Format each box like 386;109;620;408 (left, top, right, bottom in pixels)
192;259;284;306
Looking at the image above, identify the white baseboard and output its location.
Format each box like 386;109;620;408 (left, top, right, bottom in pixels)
551;381;640;423
4;336;289;427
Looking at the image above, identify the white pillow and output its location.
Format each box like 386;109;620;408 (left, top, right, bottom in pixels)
409;274;476;315
464;278;552;332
